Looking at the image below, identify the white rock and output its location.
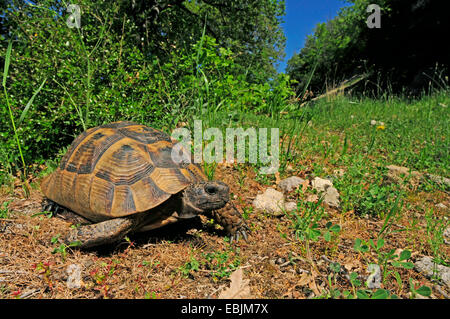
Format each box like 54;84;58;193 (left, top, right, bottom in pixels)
366;264;382;289
66;264;82;289
425;173;450;187
444;226;450;245
285;202;298;212
253;188;286;216
414;256;450;289
311;177;333;193
323;186;340;208
435;203;448;210
279;176;305;193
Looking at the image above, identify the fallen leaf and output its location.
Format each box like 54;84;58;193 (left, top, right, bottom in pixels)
275;171;281;185
301;180;310;192
297;272;310;286
218;268;252;299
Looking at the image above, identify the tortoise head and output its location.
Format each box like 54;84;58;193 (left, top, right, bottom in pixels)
178;181;230;218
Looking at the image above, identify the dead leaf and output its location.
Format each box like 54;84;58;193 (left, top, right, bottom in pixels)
218;268;252;299
295;271;321;296
301;180;310;192
297;272;310;286
274;171;281;185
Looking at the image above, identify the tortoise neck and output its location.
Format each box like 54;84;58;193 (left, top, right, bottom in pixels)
179;192;203;218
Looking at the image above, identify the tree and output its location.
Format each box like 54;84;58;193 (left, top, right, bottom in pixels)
286;0;449;96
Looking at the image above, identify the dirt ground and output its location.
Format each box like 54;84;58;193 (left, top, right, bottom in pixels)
0;163;449;299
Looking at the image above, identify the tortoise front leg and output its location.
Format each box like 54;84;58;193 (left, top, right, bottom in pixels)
210;202;249;242
64;218;134;249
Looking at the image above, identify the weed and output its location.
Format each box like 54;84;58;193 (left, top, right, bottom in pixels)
409;278;432;298
0;200;11;218
424;208;449;265
202;249;241;280
31;261;53;290
179;255;200;278
2;39;46;195
50;234;81;261
178;246;240;281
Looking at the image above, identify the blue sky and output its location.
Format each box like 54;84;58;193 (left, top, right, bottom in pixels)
277;0;349;73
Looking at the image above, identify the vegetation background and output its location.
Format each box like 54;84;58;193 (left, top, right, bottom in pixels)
1;0;448;181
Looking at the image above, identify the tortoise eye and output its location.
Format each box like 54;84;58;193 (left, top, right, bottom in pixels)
205;185;217;195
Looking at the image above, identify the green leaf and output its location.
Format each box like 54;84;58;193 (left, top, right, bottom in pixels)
330;262;341;273
323;231;331;242
399;250;411;261
307;228;321;241
376;238;385;250
17;78;47;127
393;271;402;288
356;290;370;299
51;234;60;244
330;224;341;233
342;290;353;299
400;261;414;269
360;244;369;253
354;238;362;251
2;39;12;88
332;289;341;298
415;285;432;297
372;289;389;299
392;260;414;269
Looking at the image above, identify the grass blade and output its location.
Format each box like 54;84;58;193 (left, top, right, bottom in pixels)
2;39;12;88
17;78;47;127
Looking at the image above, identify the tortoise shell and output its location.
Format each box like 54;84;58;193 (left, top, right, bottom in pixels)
41;121;206;222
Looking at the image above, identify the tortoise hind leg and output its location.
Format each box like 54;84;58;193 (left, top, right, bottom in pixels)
64;218;134;249
41;198;62;215
42;198;91;225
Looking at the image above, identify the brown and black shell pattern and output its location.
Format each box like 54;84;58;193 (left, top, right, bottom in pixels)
41;121;206;222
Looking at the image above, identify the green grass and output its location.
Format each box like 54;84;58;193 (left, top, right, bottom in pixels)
300;92;449;176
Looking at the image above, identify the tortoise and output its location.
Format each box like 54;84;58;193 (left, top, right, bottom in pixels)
41;121;248;248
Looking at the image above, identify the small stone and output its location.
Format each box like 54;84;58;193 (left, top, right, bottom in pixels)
443;226;450;245
311;177;333;193
385;165;423;185
435;203;448;210
414;256;450;289
253;188;286;217
366;264;382;289
332;169;345;178
279;176;305;193
323;186;340;208
425;173;450;187
66;264;83;289
285;201;297;212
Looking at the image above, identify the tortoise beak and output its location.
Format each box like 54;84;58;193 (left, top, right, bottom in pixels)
172;211;197;219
